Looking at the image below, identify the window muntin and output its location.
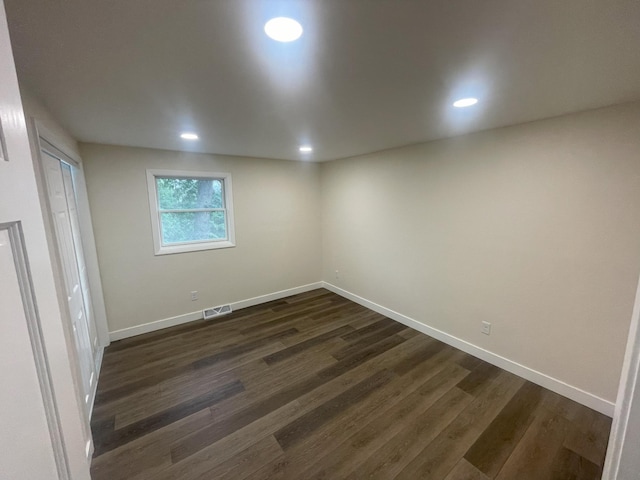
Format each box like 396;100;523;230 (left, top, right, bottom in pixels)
147;170;235;255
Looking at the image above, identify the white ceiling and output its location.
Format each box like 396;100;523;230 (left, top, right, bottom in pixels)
5;0;640;161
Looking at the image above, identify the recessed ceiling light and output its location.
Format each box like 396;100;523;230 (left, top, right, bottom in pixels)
180;132;199;140
453;98;478;108
299;145;313;153
264;17;303;42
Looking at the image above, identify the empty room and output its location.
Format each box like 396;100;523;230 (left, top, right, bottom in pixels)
2;1;640;479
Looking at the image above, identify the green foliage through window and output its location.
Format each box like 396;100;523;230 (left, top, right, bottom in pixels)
155;177;227;244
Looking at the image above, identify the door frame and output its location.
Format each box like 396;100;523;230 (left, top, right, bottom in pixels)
29;120;110;351
28;120;110;419
603;272;640;478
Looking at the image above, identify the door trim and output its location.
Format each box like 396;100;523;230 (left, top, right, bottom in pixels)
31;119;110;350
602;272;640;478
1;221;70;479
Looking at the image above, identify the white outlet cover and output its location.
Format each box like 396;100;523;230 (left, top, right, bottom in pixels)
481;321;492;335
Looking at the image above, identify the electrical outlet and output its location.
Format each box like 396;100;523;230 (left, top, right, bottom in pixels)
190;291;198;301
335;270;340;280
481;321;492;335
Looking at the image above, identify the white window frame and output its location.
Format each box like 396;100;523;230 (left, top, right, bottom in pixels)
146;169;236;255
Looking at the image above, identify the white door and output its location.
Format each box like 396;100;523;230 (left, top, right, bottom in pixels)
0;228;61;478
62;161;99;356
0;1;91;477
42;152;97;413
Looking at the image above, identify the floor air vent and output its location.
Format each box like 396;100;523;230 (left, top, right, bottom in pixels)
203;304;233;320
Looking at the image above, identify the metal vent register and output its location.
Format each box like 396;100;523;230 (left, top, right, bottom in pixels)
203;304;232;320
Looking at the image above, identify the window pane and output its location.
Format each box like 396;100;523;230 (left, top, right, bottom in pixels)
156;177;224;210
160;211;227;244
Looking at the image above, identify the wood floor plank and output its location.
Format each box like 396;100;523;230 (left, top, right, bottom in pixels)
306;301;367;321
201;340;342;429
281;333;436;417
339;317;397;342
97;322;284;390
213;336;452;480
155;401;303;480
456;353;485;371
464;381;544;477
233;340;339;394
91;408;212;480
91;289;612;480
331;322;407;360
192;328;299;369
171;332;409;463
281;289;333;304
102;315;249;366
563;409;611;467
277;309;380;345
101;299;338;377
340;310;387;330
95;362;195;405
263;325;353;365
394;371;525;480
187;435;283;480
539;388;590;423
495;406;572;480
398;327;420;339
187;343;453;480
391;337;447;376
103;317;215;354
94;379;244;456
301;361;471;480
170;373;326;463
456;360;502;396
444;459;491;480
97;340;279;409
274;369;396;450
244;352;469;480
345;386;474;480
111;358;267;428
550;447;602;480
318;334;407;379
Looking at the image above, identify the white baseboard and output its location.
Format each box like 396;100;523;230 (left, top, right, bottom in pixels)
322;281;615;417
108;282;324;342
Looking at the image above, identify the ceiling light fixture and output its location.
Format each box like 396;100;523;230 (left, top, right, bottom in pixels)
264;17;303;42
180;132;199;140
453;97;479;108
299;145;313;153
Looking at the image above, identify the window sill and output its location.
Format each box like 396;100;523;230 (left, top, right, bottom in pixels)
154;240;236;256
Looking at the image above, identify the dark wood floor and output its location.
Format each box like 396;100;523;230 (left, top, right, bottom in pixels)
91;289;611;480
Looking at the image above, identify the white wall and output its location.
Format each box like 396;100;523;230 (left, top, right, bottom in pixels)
81;143;322;334
20;87;80;157
321;102;640;405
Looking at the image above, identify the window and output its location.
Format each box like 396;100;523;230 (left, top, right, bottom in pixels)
146;169;235;255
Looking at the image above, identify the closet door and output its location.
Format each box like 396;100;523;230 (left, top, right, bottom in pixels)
42;152;97;413
61;162;99;356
